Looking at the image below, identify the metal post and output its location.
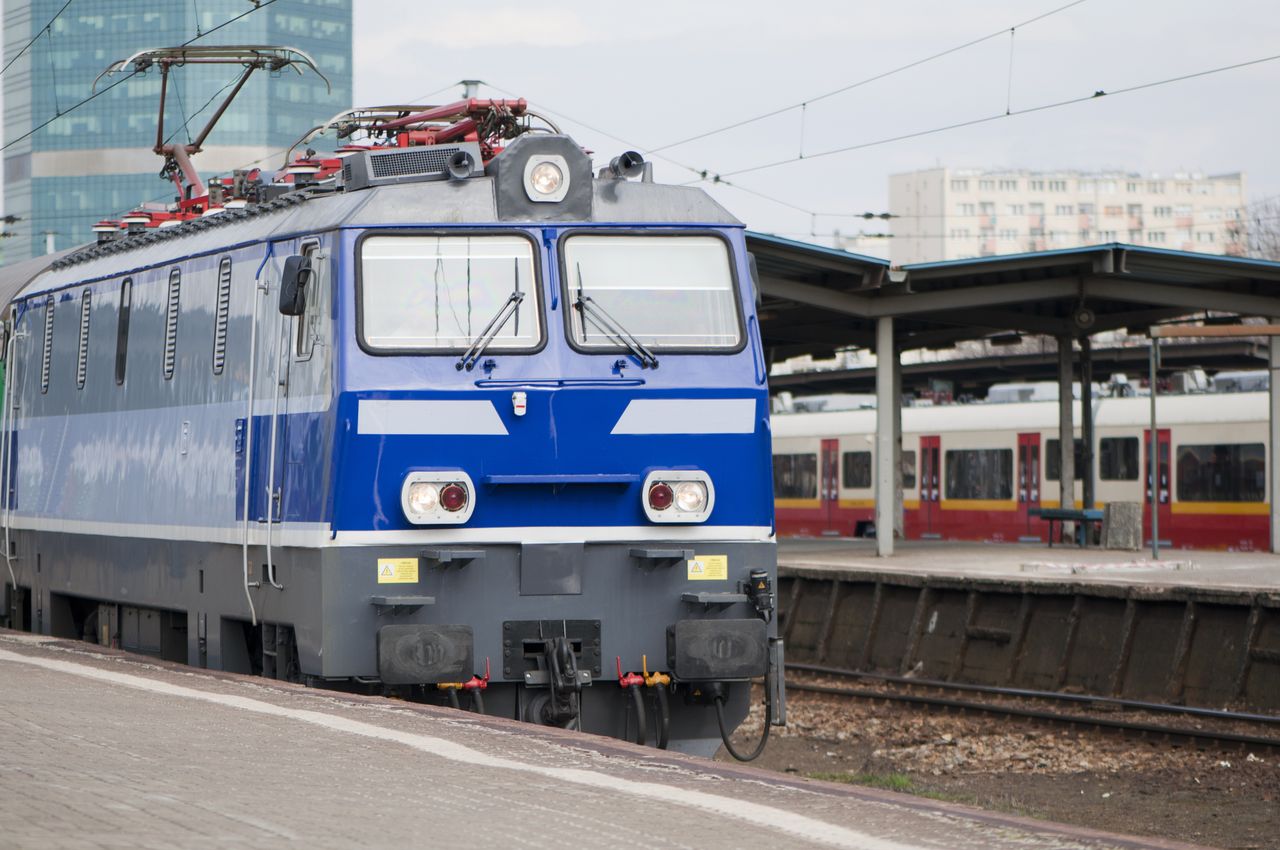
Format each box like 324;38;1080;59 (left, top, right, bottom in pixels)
1149;339;1159;560
1056;336;1075;517
1270;336;1280;553
1081;336;1095;511
892;349;904;540
875;316;895;557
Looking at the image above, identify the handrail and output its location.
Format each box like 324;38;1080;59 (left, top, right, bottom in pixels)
0;317;18;594
262;308;285;591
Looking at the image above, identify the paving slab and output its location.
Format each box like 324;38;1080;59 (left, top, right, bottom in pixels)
779;539;1280;594
0;631;1211;850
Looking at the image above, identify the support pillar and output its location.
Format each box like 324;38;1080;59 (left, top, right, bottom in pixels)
892;349;904;540
1057;336;1075;517
1080;336;1095;511
876;316;897;557
1271;337;1280;553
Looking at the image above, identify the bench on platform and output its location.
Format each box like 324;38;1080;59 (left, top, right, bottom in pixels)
1028;507;1104;547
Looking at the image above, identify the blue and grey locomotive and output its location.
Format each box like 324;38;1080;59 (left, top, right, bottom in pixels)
0;48;782;755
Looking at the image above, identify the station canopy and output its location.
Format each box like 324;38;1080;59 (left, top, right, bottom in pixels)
748;233;1280;395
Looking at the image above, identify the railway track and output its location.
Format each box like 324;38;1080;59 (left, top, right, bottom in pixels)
785;662;1280;753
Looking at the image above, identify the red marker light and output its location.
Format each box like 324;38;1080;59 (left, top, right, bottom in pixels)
440;483;468;512
648;482;674;511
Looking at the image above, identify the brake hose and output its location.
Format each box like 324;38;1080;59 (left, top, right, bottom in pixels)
653;682;670;750
471;690;485;715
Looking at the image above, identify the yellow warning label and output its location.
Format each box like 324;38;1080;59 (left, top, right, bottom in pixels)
377;557;419;584
687;555;728;581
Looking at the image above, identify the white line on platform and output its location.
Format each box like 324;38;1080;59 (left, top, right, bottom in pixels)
0;647;915;850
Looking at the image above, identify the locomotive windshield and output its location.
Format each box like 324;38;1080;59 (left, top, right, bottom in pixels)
563;234;742;351
359;235;540;351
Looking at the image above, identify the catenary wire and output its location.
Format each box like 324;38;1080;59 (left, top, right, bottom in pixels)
0;0;74;80
715;54;1280;180
645;0;1089;154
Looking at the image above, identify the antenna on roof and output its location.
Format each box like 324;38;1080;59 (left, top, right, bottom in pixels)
95;46;330;202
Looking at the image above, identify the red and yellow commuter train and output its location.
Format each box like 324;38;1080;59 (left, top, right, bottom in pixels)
772;392;1268;550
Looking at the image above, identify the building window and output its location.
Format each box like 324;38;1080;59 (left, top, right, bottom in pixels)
1153;206;1172;217
949;228;971;239
1127;204;1143;217
1128;229;1143;242
1126;182;1140;193
163;268;180;380
1176;443;1264;502
1147;181;1165;194
842;451;872;489
1078;203;1096;215
1099;437;1139;481
76;289;91;390
998;179;1018;191
950;179;969;191
1099;230;1118;241
773;454;818;499
1196;231;1216;243
116;279;131;385
902;451;917;489
1048;180;1067;192
1147;231;1166;243
979;201;995;215
1054;204;1074;216
1104;205;1123;217
957;203;976;216
40;294;54;394
998;228;1018;240
1005;204;1024;215
1028;180;1045;191
978;179;995;191
945;449;1012;500
1078;180;1095;192
213;258;232;375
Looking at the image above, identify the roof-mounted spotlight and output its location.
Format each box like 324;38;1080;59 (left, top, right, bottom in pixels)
608;150;645;179
447;150;475;181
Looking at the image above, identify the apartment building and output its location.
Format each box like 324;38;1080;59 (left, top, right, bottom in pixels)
884;167;1247;265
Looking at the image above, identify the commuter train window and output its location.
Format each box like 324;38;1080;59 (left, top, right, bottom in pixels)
40;294;53;394
773;453;818;499
944;449;1013;500
212;258;231;375
901;450;917;489
163;268;180;379
359;234;540;351
561;234;742;351
1044;438;1085;481
295;244;325;360
842;451;872;489
76;289;91;390
115;278;131;386
1176;443;1265;502
1099;437;1139;481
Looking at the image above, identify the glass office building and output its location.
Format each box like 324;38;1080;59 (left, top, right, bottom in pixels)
2;0;352;263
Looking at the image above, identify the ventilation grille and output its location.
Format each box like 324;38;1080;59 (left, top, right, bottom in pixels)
342;160;353;183
76;289;91;389
163;268;180;380
369;147;455;179
40;294;53;394
212;258;232;375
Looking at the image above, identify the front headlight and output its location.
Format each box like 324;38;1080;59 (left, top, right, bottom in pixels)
523;153;570;203
674;481;707;513
642;470;715;523
401;471;476;525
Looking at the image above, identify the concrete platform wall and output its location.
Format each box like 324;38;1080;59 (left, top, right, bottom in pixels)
780;568;1280;713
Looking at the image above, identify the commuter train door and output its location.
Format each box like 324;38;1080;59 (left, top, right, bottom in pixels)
1143;428;1172;545
918;435;941;537
820;438;841;534
1016;433;1041;540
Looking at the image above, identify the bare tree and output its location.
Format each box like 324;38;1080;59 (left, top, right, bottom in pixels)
1245;195;1280;260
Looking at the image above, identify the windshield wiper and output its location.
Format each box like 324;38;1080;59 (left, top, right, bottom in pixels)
456;290;525;371
574;264;659;369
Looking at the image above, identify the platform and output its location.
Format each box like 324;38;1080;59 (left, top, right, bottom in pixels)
780;539;1280;594
0;631;1205;850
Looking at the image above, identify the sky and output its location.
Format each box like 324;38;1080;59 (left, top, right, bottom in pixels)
351;0;1280;249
